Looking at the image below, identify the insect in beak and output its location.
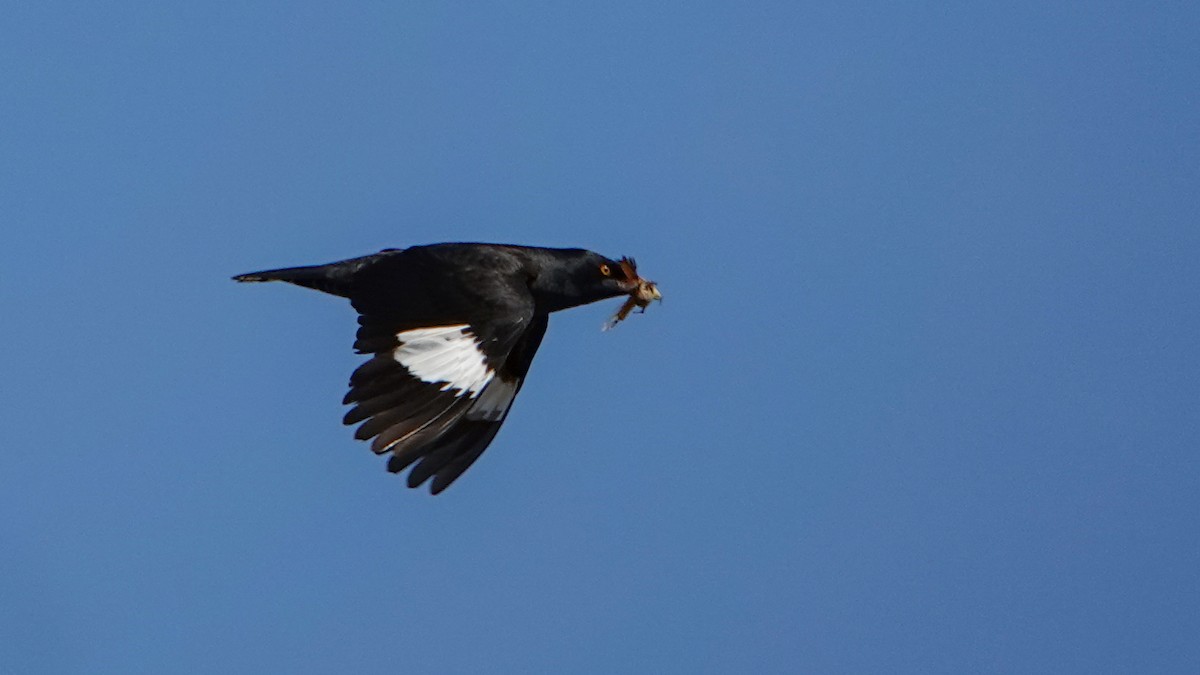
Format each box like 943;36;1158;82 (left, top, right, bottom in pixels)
603;278;661;331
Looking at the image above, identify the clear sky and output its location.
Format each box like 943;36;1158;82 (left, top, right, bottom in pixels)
2;2;1198;673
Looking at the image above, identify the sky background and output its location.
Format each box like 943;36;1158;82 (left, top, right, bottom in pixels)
2;2;1198;673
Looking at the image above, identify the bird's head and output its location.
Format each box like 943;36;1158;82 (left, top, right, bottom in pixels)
527;249;659;314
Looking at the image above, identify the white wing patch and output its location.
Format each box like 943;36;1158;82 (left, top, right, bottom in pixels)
393;325;494;397
467;379;518;422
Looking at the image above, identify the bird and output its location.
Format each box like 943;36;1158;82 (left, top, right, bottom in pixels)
233;243;660;494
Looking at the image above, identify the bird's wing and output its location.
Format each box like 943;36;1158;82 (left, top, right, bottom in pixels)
341;247;547;493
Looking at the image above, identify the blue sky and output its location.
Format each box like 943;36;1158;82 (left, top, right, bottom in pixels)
2;2;1198;673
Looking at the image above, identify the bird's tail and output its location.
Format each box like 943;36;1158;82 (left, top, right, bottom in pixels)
233;262;357;297
233;264;328;284
233;249;403;298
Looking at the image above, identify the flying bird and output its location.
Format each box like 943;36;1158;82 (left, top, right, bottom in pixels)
234;243;660;494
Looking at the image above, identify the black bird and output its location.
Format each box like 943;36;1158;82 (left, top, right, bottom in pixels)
234;243;660;494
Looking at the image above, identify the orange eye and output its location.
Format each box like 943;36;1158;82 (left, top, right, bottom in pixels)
599;263;611;276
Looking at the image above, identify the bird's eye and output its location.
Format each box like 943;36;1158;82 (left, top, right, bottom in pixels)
599;264;611;276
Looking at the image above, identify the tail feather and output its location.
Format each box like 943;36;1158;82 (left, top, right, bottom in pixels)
232;264;353;296
232;250;402;297
233;264;327;284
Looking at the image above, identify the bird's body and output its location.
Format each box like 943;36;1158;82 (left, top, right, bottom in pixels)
235;243;658;494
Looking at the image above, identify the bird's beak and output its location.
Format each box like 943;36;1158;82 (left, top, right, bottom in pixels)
616;257;661;301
